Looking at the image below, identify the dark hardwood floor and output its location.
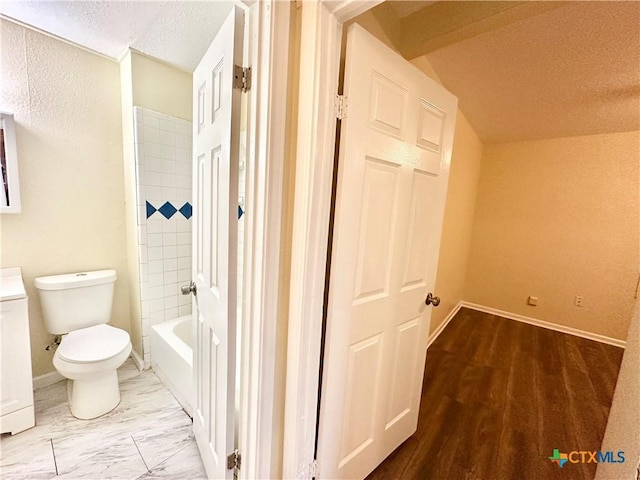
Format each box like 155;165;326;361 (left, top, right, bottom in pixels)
366;308;624;480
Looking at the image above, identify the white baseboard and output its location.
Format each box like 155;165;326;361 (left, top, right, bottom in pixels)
461;302;627;349
32;370;64;390
427;301;463;349
130;349;145;371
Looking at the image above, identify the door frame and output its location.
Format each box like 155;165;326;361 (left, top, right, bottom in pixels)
238;1;292;479
282;1;383;478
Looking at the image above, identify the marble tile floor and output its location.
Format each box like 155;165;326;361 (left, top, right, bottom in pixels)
0;360;207;480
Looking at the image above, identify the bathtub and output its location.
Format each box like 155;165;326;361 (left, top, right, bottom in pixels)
151;315;193;416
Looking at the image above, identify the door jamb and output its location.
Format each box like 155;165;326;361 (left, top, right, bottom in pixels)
239;1;291;479
282;1;383;478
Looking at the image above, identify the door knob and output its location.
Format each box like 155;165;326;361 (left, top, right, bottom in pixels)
181;281;197;296
425;293;440;307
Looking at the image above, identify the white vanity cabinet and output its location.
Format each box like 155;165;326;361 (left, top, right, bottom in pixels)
0;267;35;434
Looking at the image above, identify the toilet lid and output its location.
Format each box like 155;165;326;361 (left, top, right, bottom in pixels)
57;324;130;363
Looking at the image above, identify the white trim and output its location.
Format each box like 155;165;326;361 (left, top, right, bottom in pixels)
282;2;343;479
427;302;463;349
130;349;144;371
32;370;64;390
282;1;388;478
239;1;290;479
461;302;627;349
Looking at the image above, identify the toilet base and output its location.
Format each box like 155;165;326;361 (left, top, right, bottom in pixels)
66;372;121;420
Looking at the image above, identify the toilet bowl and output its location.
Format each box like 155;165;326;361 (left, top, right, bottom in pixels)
53;324;132;419
35;270;131;420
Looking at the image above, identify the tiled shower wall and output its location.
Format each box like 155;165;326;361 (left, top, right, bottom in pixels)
133;107;193;367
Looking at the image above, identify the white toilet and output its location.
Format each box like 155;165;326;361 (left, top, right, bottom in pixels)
34;269;131;420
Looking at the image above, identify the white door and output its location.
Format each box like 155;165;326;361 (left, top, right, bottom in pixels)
317;24;458;479
191;6;243;479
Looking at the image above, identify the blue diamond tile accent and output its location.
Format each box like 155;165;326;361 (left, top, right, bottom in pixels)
179;202;192;220
146;201;157;219
238;205;244;219
158;201;177;219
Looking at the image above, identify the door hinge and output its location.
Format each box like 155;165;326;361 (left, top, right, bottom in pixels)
227;449;241;472
335;94;347;119
309;459;319;479
234;65;251;92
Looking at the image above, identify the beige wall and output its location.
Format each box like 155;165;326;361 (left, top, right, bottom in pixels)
429;112;483;334
465;132;639;340
596;300;640;480
131;51;192;121
0;19;131;377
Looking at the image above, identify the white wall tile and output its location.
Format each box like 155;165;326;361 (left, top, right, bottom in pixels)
163;246;177;259
149;286;164;301
150;311;165;325
165;307;179;320
177;245;190;258
164;284;178;297
146;142;163;158
164;270;178;284
177;257;190;270
159;118;174;131
162;233;177;246
176;134;191;149
146;171;163;187
176;189;191;203
176;218;190;232
144;114;159;128
164;296;178;309
175;161;190;176
176;148;190;162
163;258;178;272
149;298;164;313
177;233;191;245
176;175;191;189
178;269;191;282
162;218;178;232
147;219;163;233
148;233;163;248
148;247;163;261
143;125;160;143
159;131;176;146
146;186;162;201
148;272;164;288
161;145;175;161
148;260;163;274
134;109;193;352
161;173;177;187
161;187;177;201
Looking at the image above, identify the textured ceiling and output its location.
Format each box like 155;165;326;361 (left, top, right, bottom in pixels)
368;1;640;143
0;1;235;71
424;1;640;143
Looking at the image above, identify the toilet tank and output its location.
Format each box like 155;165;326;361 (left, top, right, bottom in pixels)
34;270;117;334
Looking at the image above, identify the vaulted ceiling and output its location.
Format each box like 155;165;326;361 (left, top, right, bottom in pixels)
362;1;640;143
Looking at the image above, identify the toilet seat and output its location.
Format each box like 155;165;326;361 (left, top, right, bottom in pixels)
58;324;130;364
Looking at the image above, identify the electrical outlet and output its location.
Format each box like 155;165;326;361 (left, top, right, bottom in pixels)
574;295;584;307
527;296;538;306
